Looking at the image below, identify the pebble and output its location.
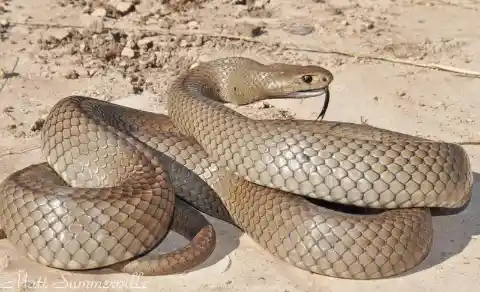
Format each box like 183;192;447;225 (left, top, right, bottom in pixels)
179;39;189;48
115;1;134;15
137;37;154;48
91;8;107;18
235;22;263;37
187;20;199;29
254;101;272;109
283;23;315;36
82;5;90;14
3;106;14;113
146;18;158;26
252;0;269;9
138;54;156;69
121;47;135;58
158;18;173;29
87;18;104;34
0;18;9;27
46;28;70;40
64;69;80;79
125;39;136;49
31;118;45;132
193;36;204;47
156;4;173;16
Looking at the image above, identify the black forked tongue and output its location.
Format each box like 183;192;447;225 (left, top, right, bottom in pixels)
314;87;330;121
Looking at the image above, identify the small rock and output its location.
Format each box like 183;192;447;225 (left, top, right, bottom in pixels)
138;56;155;69
0;5;6;14
118;60;129;68
235;22;263;37
328;7;343;15
179;39;189;47
121;47;136;58
130;85;143;94
137;37;154;48
254;101;272;109
187;21;199;29
31;118;45;132
0;18;9;27
82;5;91;13
154;51;170;67
14;131;26;138
47;28;71;41
283;23;315;36
91;8;107;18
193;36;204;47
115;1;134;15
252;0;269;9
87;18;104;34
155;4;173;16
158;18;173;29
145;18;158;26
64;69;79;79
3;106;14;113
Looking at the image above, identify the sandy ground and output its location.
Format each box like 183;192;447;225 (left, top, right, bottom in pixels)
0;0;479;291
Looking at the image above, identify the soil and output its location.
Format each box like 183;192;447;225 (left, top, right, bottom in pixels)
0;0;479;291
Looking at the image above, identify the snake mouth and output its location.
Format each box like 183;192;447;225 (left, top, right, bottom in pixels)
285;87;328;99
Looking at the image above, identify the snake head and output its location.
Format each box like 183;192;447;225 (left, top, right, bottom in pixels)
195;57;334;119
263;63;333;120
265;63;334;99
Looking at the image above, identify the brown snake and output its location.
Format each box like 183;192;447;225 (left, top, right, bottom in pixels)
0;57;473;280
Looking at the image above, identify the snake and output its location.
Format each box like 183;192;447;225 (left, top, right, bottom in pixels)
0;57;473;280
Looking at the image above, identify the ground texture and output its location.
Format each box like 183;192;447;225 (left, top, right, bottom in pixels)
0;0;479;291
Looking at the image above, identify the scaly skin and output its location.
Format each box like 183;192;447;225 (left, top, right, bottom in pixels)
167;57;472;209
0;57;473;279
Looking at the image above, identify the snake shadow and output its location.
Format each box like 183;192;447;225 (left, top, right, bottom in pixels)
83;211;242;277
150;214;243;274
405;171;480;275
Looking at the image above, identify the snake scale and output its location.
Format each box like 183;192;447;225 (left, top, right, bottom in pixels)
0;57;473;280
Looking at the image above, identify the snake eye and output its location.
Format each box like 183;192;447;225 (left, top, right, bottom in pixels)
302;75;313;84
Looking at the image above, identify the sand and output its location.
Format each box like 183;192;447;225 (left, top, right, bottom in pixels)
0;0;479;291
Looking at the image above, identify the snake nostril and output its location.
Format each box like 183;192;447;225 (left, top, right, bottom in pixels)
322;76;329;83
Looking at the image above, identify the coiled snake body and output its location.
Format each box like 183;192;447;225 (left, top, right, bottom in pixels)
0;57;473;280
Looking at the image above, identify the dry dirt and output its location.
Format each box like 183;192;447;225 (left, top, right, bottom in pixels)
0;0;479;291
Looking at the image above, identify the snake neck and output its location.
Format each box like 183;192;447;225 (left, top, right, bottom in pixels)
166;62;257;141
